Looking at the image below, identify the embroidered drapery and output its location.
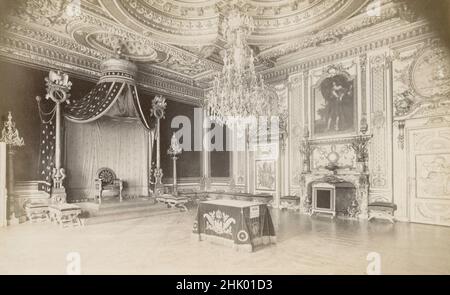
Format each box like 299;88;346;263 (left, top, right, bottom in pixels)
64;58;153;130
65;117;149;201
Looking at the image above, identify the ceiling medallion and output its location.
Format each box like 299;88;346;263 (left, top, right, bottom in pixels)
206;7;279;125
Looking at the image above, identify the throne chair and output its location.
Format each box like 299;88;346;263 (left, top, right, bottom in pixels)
94;167;123;204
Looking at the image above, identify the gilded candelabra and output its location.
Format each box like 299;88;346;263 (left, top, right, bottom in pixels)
1;112;24;224
40;70;72;203
151;95;167;197
167;133;182;196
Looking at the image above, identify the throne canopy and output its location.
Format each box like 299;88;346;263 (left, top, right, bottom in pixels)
64;57;154;130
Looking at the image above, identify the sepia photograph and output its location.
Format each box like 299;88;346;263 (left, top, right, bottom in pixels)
0;0;449;286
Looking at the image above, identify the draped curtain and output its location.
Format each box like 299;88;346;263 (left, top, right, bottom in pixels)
65;116;149;201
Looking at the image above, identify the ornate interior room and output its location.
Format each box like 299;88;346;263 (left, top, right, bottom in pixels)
0;0;450;275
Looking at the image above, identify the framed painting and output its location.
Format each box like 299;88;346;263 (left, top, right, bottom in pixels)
255;160;276;191
312;73;357;138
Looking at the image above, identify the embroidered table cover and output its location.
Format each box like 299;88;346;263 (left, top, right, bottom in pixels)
193;200;276;252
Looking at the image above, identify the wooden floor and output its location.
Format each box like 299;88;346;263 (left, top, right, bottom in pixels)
0;208;449;274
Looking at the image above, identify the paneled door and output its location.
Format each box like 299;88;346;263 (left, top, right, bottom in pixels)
408;125;450;226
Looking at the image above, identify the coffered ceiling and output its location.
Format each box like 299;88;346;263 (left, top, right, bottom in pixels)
0;0;427;102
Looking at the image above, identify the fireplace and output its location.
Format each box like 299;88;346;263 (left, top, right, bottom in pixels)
311;180;357;217
312;183;336;217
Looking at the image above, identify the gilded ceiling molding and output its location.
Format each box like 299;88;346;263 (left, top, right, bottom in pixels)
0;0;440;104
70;8;221;72
0;34;102;77
138;73;205;102
111;0;218;42
0;36;204;103
100;0;368;46
258;0;403;60
0;20;107;61
0;16;207;100
262;22;433;81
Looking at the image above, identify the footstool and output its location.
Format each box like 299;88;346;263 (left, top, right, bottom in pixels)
24;203;49;223
48;204;82;228
156;194;189;212
279;196;301;211
368;202;397;224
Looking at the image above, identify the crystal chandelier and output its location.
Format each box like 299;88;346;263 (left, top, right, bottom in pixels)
206;7;274;125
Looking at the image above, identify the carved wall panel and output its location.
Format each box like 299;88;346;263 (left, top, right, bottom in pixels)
311;144;356;171
416;154;450;200
391;38;450;222
288;73;303;189
368;52;393;203
392;41;450;119
236;151;246;186
229;122;247;186
253;143;278;192
408;125;450;226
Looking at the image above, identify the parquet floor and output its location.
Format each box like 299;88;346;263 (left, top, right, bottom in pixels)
0;209;449;274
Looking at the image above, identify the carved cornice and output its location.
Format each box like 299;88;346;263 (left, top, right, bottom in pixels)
0;20;107;60
138;72;205;103
141;65;196;86
0;38;204;104
0;34;102;77
262;21;433;80
0;18;205;102
4;3;222;76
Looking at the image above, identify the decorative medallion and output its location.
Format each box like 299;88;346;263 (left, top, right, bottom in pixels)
203;210;236;236
411;46;450;99
237;230;249;242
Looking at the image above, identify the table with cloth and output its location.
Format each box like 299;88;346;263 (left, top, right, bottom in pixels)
192;199;276;252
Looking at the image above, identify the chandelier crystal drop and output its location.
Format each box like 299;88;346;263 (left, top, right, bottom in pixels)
206;8;275;125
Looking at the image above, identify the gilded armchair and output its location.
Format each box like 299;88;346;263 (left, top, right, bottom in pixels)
94;168;123;204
